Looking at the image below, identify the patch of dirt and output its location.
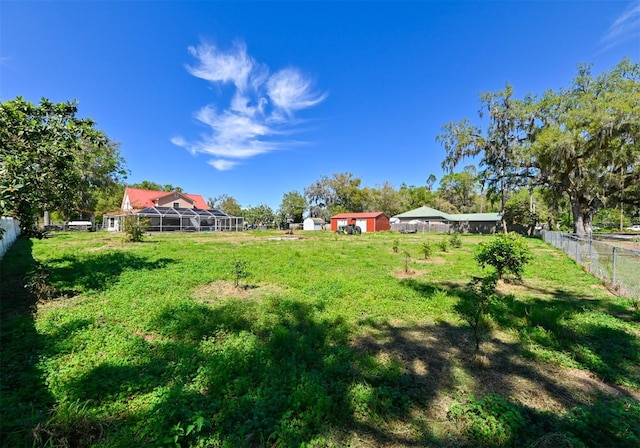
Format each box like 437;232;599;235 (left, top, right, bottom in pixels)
414;257;446;264
193;280;287;301
391;269;429;279
133;330;162;342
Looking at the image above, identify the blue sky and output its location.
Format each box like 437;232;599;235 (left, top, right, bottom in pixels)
1;1;639;211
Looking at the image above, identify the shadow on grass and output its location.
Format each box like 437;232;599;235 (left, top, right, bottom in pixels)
4;241;639;447
39;296;466;447
407;274;640;391
0;237;56;444
491;293;640;390
46;252;174;293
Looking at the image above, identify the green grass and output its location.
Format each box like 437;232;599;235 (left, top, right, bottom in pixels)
1;230;638;447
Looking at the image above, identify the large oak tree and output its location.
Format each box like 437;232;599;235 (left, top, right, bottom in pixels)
530;59;640;235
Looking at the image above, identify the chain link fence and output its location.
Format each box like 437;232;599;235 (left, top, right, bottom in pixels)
542;231;640;299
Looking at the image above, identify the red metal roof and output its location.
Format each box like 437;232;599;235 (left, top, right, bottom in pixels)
124;188;209;210
331;212;387;219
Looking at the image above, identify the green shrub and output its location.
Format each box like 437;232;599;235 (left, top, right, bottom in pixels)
231;259;250;288
420;241;433;259
438;239;449;252
448;394;534;447
392;238;399;253
403;251;412;273
123;215;150;242
475;232;532;279
450;233;462;248
24;261;56;301
456;274;498;353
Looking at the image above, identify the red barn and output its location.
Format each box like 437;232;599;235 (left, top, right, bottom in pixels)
330;212;390;233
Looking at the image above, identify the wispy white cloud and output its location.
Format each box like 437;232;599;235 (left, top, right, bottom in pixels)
600;1;640;51
208;159;239;171
174;40;327;171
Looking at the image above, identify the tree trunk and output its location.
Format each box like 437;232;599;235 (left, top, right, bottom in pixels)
570;196;595;237
572;200;586;237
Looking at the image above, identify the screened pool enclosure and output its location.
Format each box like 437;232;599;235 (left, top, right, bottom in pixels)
104;206;244;232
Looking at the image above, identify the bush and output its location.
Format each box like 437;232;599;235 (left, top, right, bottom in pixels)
231;259;250;288
448;394;533;447
475;232;532;280
450;233;462;248
420;241;433;259
438;239;449;252
456;274;498;353
123;215;149;242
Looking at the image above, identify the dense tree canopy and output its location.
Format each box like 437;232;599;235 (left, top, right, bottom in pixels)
0;97;125;234
530;59;640;235
243;204;275;226
438;84;530;231
278;191;307;223
437;59;640;236
208;194;243;216
304;172;366;219
437;167;479;214
130;181;182;192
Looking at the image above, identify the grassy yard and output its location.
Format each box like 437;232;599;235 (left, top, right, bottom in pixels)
1;230;638;447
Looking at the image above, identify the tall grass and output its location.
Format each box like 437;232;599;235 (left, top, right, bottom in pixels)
1;230;638;447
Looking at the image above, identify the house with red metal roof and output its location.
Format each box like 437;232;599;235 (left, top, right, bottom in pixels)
103;188;243;232
121;188;209;211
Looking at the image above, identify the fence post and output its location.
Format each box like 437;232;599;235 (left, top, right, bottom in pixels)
612;246;617;286
587;237;593;272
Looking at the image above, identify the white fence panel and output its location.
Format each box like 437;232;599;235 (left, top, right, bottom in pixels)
0;217;21;259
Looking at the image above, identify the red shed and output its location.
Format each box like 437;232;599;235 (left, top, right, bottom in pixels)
330;212;390;233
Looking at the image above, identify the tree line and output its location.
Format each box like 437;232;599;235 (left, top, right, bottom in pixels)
438;59;640;236
2;59;638;235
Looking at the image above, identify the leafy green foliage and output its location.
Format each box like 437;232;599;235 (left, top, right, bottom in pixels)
207;193;242;216
449;233;462;248
123;215;149;242
243;204;275;227
403;250;412;273
450;394;640;448
437;168;479;214
420;241;434;259
475;232;532;279
231;259;250;288
0;97;125;234
449;394;535;447
278;190;308;223
456;274;498;353
438;239;449;252
24;261;56;302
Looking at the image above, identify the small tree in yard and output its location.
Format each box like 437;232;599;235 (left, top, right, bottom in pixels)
450;233;462;248
420;241;434;259
231;260;250;288
123;215;149;242
456;274;498;354
475;232;532;280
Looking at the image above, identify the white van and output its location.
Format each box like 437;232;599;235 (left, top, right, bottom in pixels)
66;221;93;231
